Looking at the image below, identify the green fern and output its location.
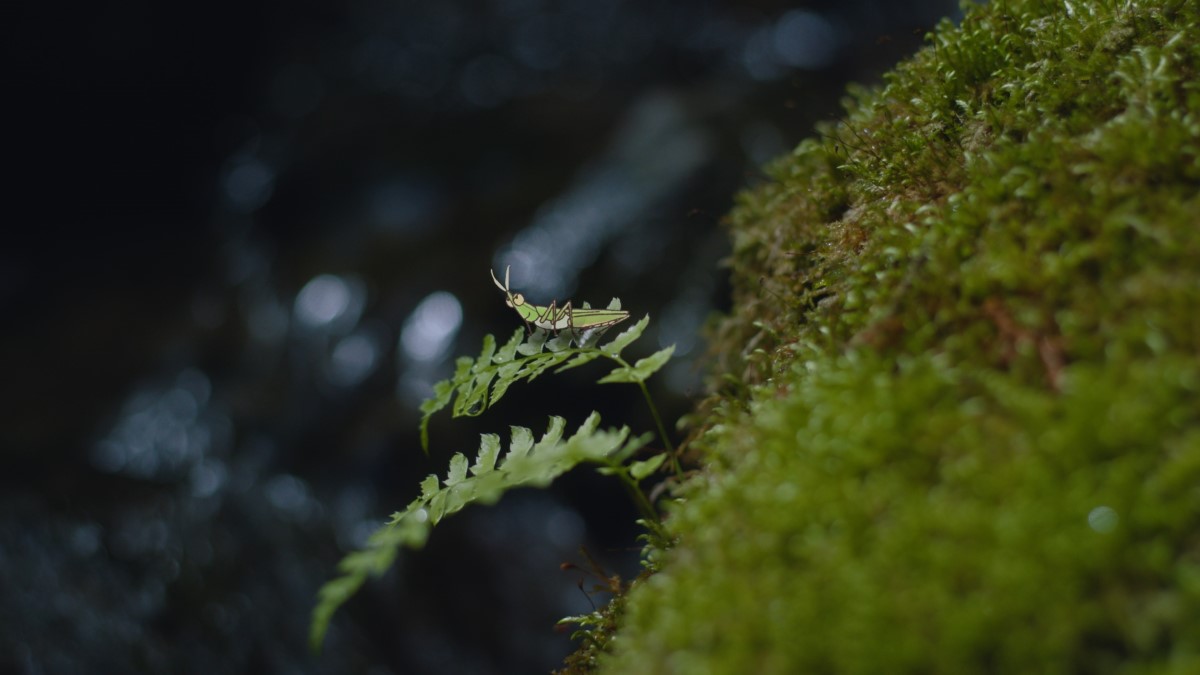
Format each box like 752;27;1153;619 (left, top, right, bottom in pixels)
311;311;678;653
419;315;676;453
310;413;651;651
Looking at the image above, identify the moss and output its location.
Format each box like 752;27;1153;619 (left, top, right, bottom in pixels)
598;0;1200;672
608;353;1200;673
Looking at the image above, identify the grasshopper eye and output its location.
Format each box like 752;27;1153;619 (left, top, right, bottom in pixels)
512;293;525;306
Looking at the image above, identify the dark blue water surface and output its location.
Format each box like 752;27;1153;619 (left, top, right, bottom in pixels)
4;1;958;672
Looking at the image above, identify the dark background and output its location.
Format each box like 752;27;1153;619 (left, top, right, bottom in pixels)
3;1;958;672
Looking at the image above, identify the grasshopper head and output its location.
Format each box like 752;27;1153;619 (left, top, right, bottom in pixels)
490;266;524;308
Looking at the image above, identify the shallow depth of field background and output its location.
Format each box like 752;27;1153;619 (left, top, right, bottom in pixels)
4;1;958;672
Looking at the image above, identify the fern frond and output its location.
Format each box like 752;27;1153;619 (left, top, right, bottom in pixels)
598;345;676;384
310;413;645;652
419;315;667;452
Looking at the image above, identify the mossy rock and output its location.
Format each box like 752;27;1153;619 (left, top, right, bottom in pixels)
596;0;1200;672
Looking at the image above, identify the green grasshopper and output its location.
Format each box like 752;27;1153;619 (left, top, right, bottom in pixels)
491;266;629;341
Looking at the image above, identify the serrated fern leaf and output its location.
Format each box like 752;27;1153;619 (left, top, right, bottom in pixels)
472;434;500;475
419;315;659;451
598;345;676;384
630;453;669;480
310;413;641;652
555;351;602;373
599;314;649;357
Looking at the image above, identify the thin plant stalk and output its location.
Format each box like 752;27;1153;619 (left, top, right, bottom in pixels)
611;354;684;480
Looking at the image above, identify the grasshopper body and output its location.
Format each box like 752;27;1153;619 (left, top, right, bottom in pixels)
490;267;629;338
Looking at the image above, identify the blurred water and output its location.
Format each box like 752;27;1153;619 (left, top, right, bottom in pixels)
3;1;959;672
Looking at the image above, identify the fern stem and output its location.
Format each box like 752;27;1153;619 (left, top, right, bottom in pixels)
621;473;659;522
616;472;669;542
634;380;671;452
609;352;683;480
634;380;684;480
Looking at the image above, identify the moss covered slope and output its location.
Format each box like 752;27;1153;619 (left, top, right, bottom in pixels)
602;0;1200;672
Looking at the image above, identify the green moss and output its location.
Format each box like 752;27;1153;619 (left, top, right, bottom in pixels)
598;0;1200;672
608;353;1200;673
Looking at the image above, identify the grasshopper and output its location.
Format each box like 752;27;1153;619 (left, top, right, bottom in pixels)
490;266;629;341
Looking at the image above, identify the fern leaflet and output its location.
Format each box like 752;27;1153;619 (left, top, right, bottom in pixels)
310;413;650;651
419;315;675;452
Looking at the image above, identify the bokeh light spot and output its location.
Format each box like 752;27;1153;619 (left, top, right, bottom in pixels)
329;332;381;387
401;291;463;362
222;159;276;212
772;10;838;70
294;274;352;328
1088;505;1119;533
